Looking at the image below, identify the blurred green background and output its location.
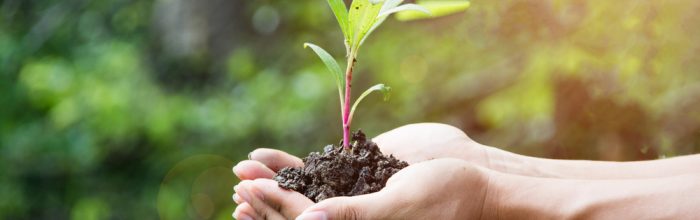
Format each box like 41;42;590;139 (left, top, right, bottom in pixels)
2;0;700;219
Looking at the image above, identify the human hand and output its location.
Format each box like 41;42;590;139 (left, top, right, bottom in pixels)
232;123;488;186
232;123;493;219
233;123;491;179
235;158;489;220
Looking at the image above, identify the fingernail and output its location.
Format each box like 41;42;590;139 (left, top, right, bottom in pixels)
234;185;251;202
295;211;328;220
232;208;240;218
237;213;253;220
232;193;242;204
232;164;239;174
232;207;240;219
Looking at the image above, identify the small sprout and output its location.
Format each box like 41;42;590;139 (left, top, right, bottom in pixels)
305;0;470;149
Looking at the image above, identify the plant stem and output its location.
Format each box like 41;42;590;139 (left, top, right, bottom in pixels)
342;54;356;149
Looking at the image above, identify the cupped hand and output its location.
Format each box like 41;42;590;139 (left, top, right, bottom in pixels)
232;123;492;219
234;158;489;220
234;123;490;177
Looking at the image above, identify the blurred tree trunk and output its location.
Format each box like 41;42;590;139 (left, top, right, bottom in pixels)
150;0;247;89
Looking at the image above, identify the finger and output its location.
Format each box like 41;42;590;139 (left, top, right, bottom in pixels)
373;123;472;163
248;178;314;218
373;123;469;147
235;181;286;220
249;148;304;171
233;203;261;220
233;193;244;204
296;191;394;220
233;160;276;180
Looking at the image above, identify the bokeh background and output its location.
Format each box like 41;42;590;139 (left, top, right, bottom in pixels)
2;0;700;219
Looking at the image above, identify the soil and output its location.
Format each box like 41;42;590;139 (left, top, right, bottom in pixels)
273;130;409;202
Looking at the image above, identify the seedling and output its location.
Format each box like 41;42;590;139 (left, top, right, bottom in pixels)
305;0;470;149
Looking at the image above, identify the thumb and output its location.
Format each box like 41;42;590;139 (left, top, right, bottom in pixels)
295;192;391;220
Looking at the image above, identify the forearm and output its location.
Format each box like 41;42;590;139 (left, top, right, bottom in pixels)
534;154;700;179
483;170;700;219
483;144;700;179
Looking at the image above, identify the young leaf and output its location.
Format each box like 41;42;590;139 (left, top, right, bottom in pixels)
326;0;351;44
348;0;384;53
358;0;405;46
347;84;391;124
379;0;403;14
358;1;432;47
377;3;430;18
395;0;470;21
304;43;345;107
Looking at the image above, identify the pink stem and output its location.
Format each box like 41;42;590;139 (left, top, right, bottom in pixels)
342;58;355;149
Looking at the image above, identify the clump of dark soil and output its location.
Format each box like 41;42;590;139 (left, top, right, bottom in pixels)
274;130;408;202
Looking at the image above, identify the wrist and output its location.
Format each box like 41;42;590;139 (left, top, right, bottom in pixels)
481;170;571;219
450;160;492;220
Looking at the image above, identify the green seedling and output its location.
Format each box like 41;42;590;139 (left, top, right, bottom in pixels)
305;0;470;149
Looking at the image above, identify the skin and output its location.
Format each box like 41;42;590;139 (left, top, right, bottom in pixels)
232;123;700;220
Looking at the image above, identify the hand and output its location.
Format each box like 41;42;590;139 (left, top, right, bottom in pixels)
235;158;489;220
233;123;489;181
232;123;492;219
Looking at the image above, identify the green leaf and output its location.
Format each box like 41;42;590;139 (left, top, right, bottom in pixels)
348;0;384;54
379;0;404;14
303;43;345;108
348;84;391;124
395;1;470;21
326;0;350;44
358;0;403;46
377;3;430;18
